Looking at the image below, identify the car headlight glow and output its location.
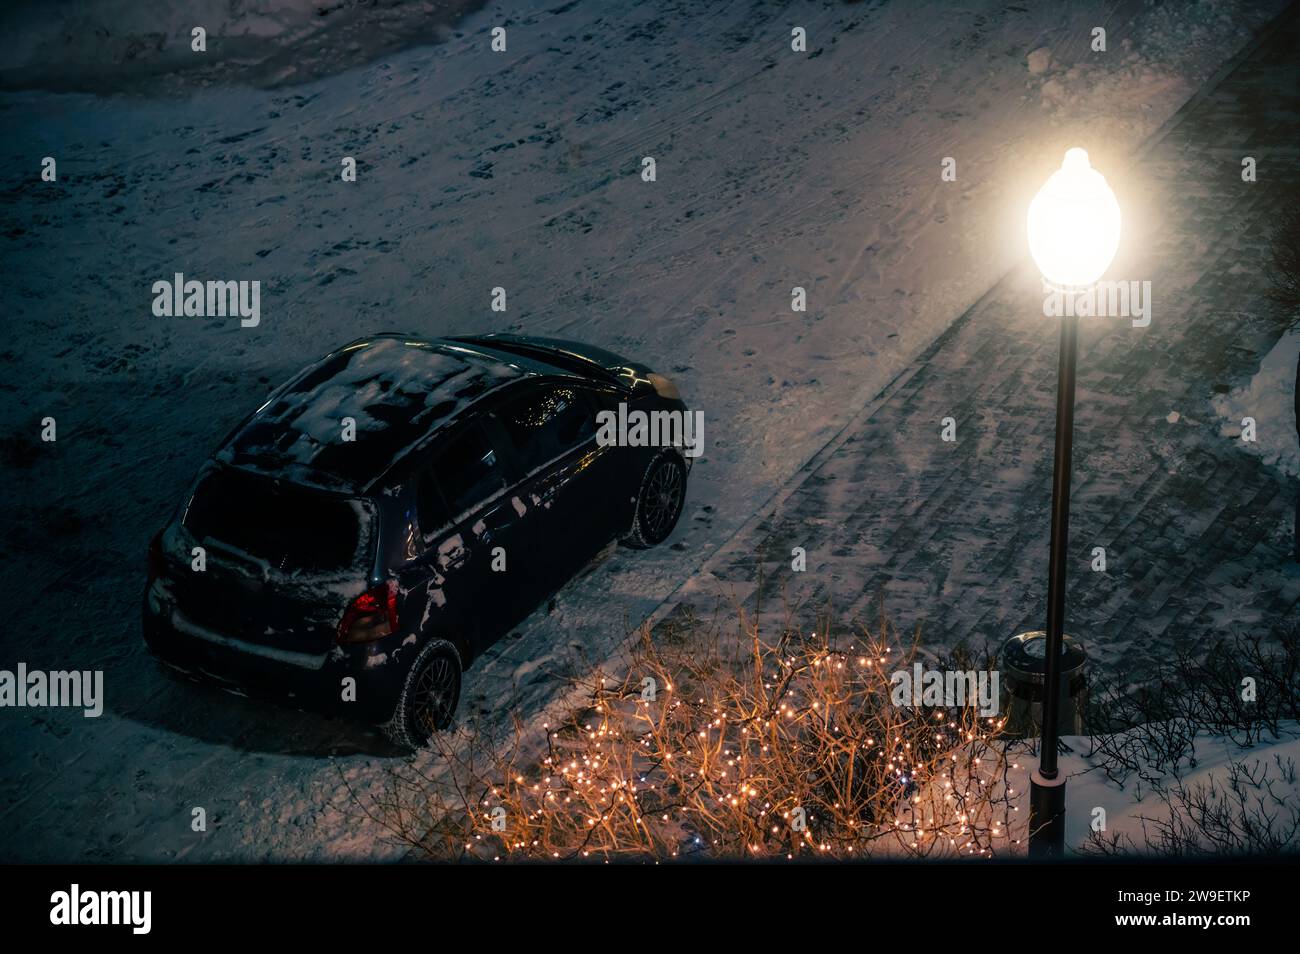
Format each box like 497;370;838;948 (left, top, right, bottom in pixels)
647;373;681;400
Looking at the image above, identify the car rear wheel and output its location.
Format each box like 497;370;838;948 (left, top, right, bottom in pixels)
384;638;462;749
621;450;687;548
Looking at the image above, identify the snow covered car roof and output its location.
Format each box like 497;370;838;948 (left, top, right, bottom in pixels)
215;335;536;493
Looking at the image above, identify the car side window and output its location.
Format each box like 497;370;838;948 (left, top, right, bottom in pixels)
555;388;597;448
495;385;597;475
416;468;449;535
428;423;507;523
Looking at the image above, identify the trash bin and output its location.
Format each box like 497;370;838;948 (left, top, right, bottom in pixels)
999;631;1088;739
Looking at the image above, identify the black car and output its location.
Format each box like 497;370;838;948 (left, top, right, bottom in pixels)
143;333;692;747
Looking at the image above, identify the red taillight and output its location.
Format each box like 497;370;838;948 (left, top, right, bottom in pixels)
337;580;399;644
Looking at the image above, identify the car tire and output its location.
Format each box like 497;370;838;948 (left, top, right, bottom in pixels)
383;638;462;749
620;449;687;549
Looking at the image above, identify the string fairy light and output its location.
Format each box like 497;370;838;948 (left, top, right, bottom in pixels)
404;621;1018;862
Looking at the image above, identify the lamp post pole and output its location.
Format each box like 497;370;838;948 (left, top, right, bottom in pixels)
1028;310;1078;857
1024;147;1118;857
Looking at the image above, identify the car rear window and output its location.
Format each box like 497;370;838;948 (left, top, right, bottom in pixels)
182;466;372;572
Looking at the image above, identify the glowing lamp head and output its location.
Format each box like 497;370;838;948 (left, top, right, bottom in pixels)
1027;147;1121;288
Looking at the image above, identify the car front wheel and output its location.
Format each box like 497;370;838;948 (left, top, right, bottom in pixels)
621;450;687;548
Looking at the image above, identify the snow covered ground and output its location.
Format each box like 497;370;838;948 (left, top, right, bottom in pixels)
0;0;1289;861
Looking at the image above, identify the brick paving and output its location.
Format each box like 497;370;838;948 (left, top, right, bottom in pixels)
658;6;1300;680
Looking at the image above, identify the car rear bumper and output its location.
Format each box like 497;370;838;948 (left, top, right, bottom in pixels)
142;580;407;723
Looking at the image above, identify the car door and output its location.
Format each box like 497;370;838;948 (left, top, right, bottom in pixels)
489;381;622;585
577;383;639;540
415;419;539;653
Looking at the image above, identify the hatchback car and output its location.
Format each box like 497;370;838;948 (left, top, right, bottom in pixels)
143;333;691;747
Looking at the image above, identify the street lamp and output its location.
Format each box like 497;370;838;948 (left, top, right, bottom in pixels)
1025;148;1121;857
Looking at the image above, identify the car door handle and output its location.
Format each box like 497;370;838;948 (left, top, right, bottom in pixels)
481;520;516;546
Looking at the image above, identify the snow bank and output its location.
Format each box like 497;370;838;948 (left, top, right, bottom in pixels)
1025;0;1279;145
910;723;1300;857
0;0;483;92
1212;328;1300;478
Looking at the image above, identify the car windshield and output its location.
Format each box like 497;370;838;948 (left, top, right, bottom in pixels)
182;466;373;573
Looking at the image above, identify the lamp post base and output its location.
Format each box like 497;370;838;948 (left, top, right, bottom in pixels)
1028;769;1067;858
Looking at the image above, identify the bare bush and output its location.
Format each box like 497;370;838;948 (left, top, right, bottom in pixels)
1081;754;1300;857
1083;626;1300;794
1076;626;1300;856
